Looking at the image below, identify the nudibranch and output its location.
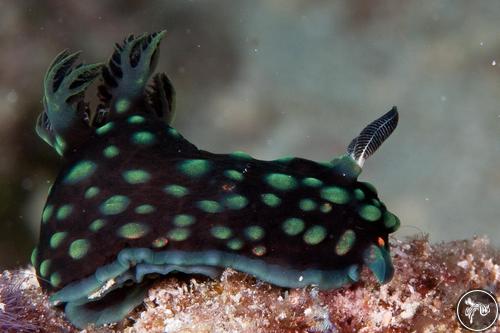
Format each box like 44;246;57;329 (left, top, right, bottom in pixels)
32;31;400;328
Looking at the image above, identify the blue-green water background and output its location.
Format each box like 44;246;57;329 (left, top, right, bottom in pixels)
0;0;499;268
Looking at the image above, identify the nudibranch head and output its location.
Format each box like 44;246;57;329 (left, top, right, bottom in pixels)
32;31;400;328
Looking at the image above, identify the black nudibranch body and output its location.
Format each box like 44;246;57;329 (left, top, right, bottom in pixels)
33;31;400;328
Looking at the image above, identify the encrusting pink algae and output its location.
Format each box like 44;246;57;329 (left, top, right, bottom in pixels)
1;236;499;332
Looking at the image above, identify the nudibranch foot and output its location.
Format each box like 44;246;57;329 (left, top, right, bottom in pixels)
33;31;401;329
363;244;394;283
50;247;366;327
64;282;148;329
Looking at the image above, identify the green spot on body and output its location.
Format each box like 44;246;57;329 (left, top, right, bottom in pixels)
320;186;350;204
173;214;196;227
132;131;156;145
128;115;145;124
123;169;151;184
135;204;156;214
224;169;243;181
303;225;327;245
50;272;62;287
50;232;68;249
96;122;114;136
42;205;53;223
354;189;365;201
69;239;90;260
64;160;97;184
103;145;119;158
55;135;65;148
168;128;180;138
55;143;64;156
299;198;317;211
40;259;51;277
261;193;281;207
302;177;323;187
245;226;265;241
168;228;190;241
84;186;100;199
100;195;130;215
282;218;305;236
359;205;382;222
118;223;150;239
383;212;400;230
223;194;248;210
264;173;297;191
197;200;222;213
30;247;38;267
336;229;356;256
227;238;244;250
230;150;252;160
89;219;106;232
55;136;66;155
56;204;73;220
115;98;130;113
178;159;212;177
211;226;232;239
164;184;189;197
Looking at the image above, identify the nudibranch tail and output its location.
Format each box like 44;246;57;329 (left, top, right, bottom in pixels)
347;106;399;167
33;31;401;329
